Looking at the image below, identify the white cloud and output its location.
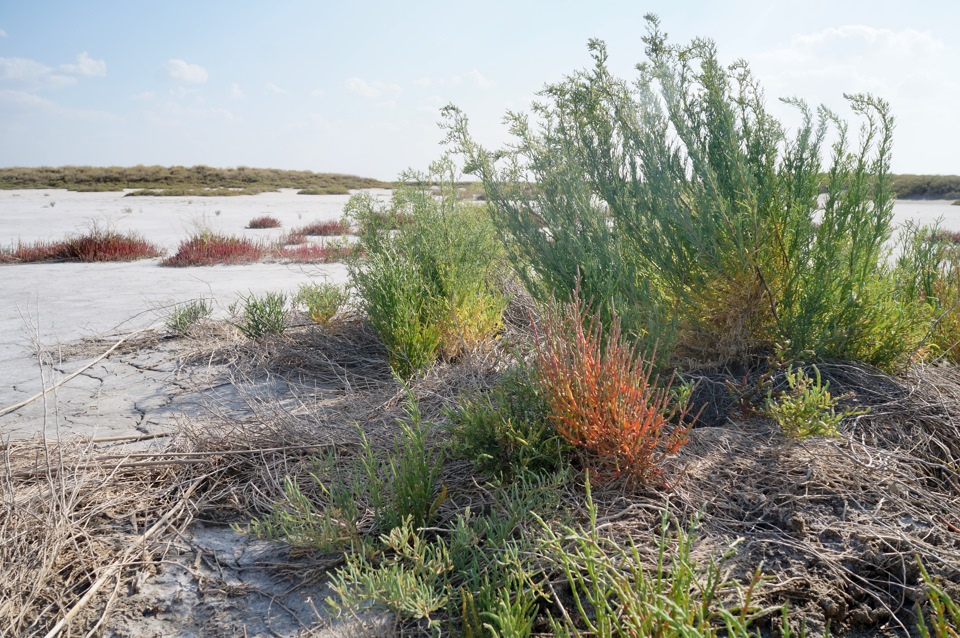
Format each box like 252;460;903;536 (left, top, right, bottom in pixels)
230;83;244;98
131;90;155;101
346;77;402;99
265;82;286;95
310;87;325;97
414;69;493;90
144;100;238;127
165;59;208;84
60;52;106;77
0;28;7;38
308;113;336;131
0;88;56;109
415;75;463;88
417;94;446;114
751;25;960;173
753;25;951;100
0;57;76;89
465;69;493;90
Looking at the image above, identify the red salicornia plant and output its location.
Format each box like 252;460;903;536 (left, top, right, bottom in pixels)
246;214;282;229
534;294;694;485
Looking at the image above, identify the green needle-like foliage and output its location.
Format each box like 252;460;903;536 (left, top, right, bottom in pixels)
445;14;934;371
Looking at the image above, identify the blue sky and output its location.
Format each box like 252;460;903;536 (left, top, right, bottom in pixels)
1;1;957;179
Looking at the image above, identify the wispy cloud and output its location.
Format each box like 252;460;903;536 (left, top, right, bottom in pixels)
0;57;76;89
230;83;244;98
0;28;7;38
753;25;950;98
265;82;286;95
0;88;56;109
414;69;493;90
144;99;239;127
346;77;402;99
465;69;493;90
60;52;106;77
165;59;208;84
131;90;155;101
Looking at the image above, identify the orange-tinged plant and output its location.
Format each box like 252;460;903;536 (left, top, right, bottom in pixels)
534;293;694;485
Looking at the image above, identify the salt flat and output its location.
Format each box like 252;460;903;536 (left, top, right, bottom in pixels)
0;188;383;439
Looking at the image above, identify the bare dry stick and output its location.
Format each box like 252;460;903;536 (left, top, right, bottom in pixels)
0;328;147;417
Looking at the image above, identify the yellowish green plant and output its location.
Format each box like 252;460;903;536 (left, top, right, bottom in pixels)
917;557;960;638
294;281;348;324
347;156;506;378
764;365;864;438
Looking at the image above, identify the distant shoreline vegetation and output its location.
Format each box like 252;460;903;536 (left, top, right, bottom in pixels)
1;165;959;201
0;165;389;196
890;174;960;200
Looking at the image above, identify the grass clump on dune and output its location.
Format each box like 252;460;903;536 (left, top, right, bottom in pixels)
276;240;358;263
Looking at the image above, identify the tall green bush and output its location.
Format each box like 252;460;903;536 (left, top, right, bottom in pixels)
348;158;507;378
445;15;933;370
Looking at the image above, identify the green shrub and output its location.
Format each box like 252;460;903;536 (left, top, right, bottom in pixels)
445;15;932;371
764;364;864;439
294;281;348;324
233;291;287;339
370;392;446;532
347;157;507;378
327;470;567;633
448;366;571;479
165;298;212;335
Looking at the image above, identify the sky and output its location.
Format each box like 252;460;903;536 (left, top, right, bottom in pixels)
0;1;958;180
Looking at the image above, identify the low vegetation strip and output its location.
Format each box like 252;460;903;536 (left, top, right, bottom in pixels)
0;165;389;193
0;230;162;263
892;174;960;200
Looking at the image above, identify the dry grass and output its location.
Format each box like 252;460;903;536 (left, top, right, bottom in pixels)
2;301;958;635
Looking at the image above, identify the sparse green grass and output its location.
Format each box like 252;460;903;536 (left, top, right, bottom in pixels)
231;291;287;339
165;298;213;335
